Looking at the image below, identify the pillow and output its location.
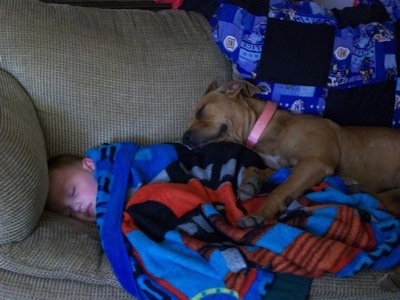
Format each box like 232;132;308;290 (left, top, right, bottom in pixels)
0;70;48;244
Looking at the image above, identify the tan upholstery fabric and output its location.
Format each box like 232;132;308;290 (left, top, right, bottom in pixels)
311;271;397;299
0;0;231;159
0;70;48;244
0;268;132;300
0;211;117;284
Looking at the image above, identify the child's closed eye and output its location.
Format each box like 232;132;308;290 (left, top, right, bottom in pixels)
68;186;76;198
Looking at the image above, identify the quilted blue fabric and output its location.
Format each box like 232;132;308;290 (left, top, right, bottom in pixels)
210;0;400;127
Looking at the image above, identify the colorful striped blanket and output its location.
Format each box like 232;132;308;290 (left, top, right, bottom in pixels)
87;142;400;299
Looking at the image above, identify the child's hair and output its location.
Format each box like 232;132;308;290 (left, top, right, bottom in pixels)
46;154;84;209
48;154;83;171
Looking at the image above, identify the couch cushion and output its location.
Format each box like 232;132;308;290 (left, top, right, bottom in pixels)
0;0;232;158
0;211;118;284
0;267;132;300
0;70;48;244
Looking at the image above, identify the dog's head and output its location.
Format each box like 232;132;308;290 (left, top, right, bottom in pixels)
182;80;260;148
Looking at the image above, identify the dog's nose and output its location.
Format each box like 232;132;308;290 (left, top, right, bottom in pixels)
182;130;192;145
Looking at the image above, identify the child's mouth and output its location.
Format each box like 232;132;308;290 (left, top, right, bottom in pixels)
86;204;93;216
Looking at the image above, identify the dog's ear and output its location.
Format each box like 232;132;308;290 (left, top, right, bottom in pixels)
216;80;260;98
204;81;219;94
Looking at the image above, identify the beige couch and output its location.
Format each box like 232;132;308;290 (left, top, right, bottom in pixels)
0;0;399;299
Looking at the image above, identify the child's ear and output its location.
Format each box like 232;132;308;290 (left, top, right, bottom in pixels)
82;158;95;171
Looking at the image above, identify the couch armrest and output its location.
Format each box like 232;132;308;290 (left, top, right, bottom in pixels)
0;70;47;244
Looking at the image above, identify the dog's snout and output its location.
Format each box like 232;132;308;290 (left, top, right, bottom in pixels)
182;130;192;145
220;124;228;135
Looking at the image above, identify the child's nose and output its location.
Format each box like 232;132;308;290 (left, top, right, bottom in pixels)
73;203;83;213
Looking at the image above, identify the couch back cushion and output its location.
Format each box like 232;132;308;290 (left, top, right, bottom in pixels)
0;0;231;243
0;0;231;157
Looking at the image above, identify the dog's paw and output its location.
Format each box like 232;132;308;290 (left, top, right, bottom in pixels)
237;167;263;201
238;214;265;228
257;195;290;221
379;271;400;292
237;180;260;201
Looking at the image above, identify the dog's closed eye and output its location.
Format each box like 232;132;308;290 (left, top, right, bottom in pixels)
195;105;205;120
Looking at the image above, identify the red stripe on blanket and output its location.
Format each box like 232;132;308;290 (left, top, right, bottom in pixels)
124;180;250;225
225;268;258;299
325;205;376;251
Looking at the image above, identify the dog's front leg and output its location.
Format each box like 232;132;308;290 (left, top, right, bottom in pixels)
237;167;276;201
258;157;335;221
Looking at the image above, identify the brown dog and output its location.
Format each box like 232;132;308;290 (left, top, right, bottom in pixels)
182;80;400;222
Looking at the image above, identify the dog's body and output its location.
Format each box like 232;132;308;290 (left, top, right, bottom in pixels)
183;80;400;220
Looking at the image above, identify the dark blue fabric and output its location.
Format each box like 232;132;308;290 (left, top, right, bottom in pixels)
257;17;334;86
209;0;400;127
331;1;391;28
325;80;396;127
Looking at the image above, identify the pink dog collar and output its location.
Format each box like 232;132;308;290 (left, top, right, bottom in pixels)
246;101;278;148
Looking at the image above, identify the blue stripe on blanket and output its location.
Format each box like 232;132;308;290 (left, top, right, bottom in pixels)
257;224;303;254
87;142;141;296
86;142;180;298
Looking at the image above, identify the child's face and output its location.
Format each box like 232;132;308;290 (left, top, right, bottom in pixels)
48;158;97;223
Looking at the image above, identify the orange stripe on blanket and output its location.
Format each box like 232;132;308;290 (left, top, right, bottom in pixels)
225;268;257;299
301;203;376;251
125;180;210;218
282;233;361;277
124;179;258;228
326;206;376;251
243;246;310;277
122;211;139;234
